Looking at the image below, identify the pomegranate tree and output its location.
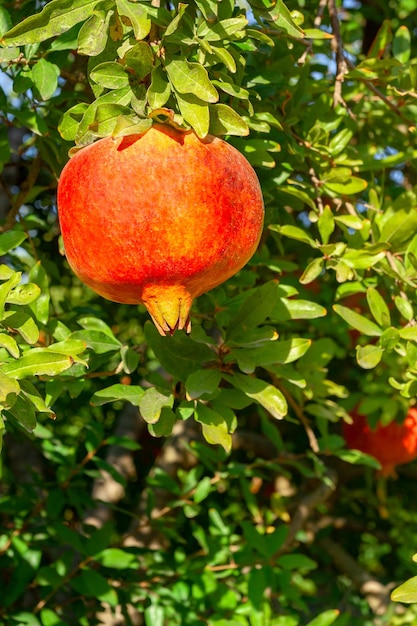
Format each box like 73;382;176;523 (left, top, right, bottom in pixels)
57;124;264;335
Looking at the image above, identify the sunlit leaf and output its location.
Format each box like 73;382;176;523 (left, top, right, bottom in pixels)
2;0;100;45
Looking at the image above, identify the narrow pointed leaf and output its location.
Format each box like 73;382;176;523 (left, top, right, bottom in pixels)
333;304;382;337
1;351;73;379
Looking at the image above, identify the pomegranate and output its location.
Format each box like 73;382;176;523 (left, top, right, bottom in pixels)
57;124;264;335
342;408;417;477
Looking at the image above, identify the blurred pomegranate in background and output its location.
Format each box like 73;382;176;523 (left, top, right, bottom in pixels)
343;408;417;477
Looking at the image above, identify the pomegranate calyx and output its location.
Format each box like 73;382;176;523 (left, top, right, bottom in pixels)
141;284;193;336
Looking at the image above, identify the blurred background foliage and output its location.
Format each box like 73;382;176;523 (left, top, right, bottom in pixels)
1;0;417;624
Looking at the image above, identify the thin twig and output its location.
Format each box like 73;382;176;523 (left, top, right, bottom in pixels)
274;379;320;453
297;0;328;65
327;0;350;112
308;165;324;214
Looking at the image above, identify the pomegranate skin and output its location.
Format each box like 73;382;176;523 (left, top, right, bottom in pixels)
57;124;264;334
343;408;417;477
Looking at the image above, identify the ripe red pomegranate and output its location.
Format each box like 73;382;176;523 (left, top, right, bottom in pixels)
342;408;417;477
57;124;264;335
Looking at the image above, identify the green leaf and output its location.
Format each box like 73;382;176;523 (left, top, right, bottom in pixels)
70;329;121;353
227;281;279;340
277;553;317;571
0;7;12;37
366;287;391;327
0;372;20;407
227;338;311;372
112;116;152;138
300;258;325;284
91;384;145;406
380;210;417;250
77;11;110;57
13;109;48;136
334;214;364;230
163;3;189;40
272;298;327;322
186;369;221;400
120;346;140;374
241;521;271;558
71;568;117;604
247;26;275;46
0;230;27;255
306;609;340;626
209;103;249;136
7;393;37;432
116;0;152;40
89;61;129;89
323;177;368;195
394;296;413;322
226;327;278;348
333;304;382;337
29;262;50;325
342;245;387;270
148;407;176;437
356;344;384;369
277;186;318;211
144;603;165;626
138;387;174;424
124;42;154;79
75;85;132;145
270;224;318;248
32;58;60;100
262;0;304;38
367;19;392;59
2;309;39;344
20;380;55;416
197;16;248;41
335;448;381;470
7;282;41;306
0;265;15;280
399;327;417;342
0;333;19;358
227;372;287;419
95;548;137;569
1;351;73;379
212;76;249;100
2;0;100;46
1;614;41;626
147;65;171;109
194;0;218;21
176;93;210;138
328;129;354;156
77;316;119;338
58;102;89;141
193;476;213;503
194;403;232;452
144;323;214;380
378;327;399;350
208;46;237;73
393;25;411;64
318;206;335;245
166;60;218;103
391;576;417;603
49;23;81;51
233;138;281;168
0;272;21;320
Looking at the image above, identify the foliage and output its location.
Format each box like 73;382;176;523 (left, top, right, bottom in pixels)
1;0;417;624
